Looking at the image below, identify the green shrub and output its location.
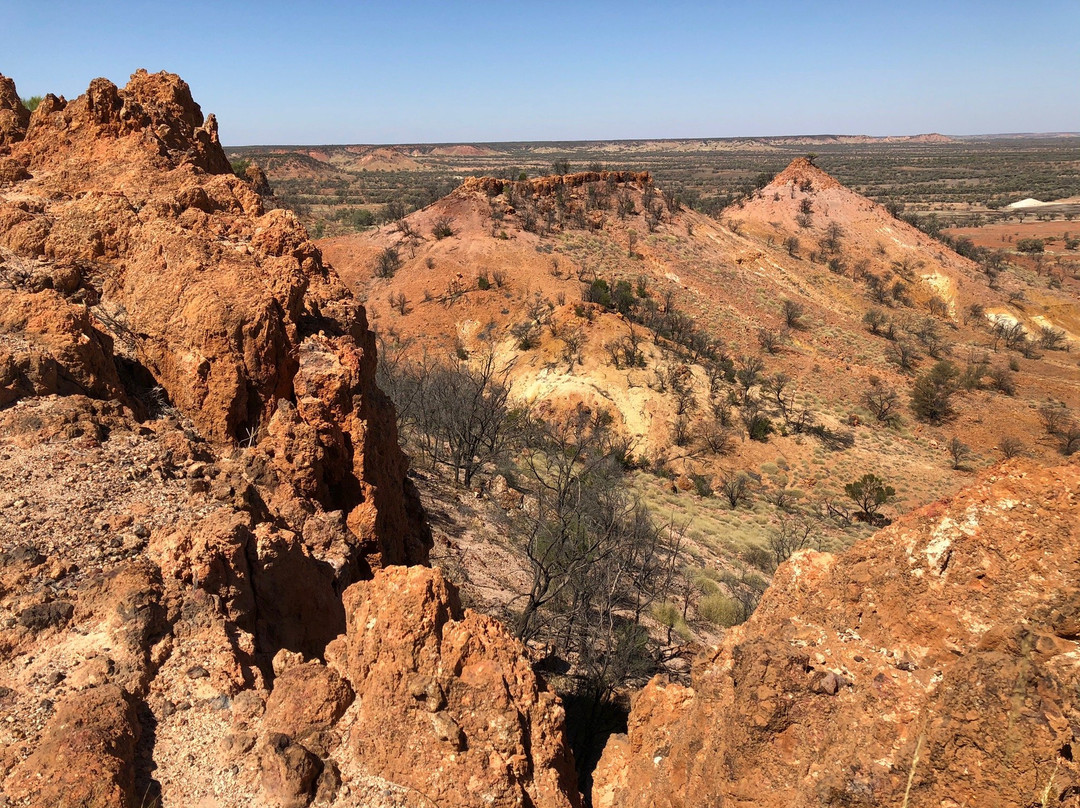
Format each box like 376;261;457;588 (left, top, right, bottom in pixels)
690;473;713;498
585;278;611;307
910;360;960;422
747;413;773;441
698;593;741;627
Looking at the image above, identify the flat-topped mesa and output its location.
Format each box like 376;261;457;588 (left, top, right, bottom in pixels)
459;170;652;198
769;156;843;192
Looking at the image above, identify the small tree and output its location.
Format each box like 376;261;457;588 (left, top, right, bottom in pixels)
552;158;571;175
1016;238;1044;255
887;340;920;372
1038;325;1066;350
389;291;409;315
1039;404;1072;438
861;378;900;425
719;472;754;509
781;299;807;330
844;473;896;520
946;436;972;470
863;308;888;336
910;361;960;422
1058;421;1080;456
820;221;844;254
785;235;801;257
999;436;1025;459
757;327;784;354
768;514;816;569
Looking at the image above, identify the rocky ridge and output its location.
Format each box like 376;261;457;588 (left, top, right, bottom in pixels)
0;70;578;807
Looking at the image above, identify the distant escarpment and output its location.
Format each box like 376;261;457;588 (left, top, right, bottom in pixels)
0;70;579;807
458;170;652;198
593;457;1080;807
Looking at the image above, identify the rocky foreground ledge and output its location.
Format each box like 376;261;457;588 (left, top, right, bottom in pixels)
593;458;1080;807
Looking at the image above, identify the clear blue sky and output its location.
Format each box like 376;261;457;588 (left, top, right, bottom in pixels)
4;0;1078;145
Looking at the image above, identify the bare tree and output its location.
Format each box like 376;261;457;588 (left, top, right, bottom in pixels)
735;355;765;403
719;471;754;509
781;299;807;330
998;436;1026;459
767;514;816;569
374;246;401;278
761;372;795;423
861;378;900;425
389;291;409;315
886;340;920;371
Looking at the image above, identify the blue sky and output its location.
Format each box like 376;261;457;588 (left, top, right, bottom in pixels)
4;1;1078;145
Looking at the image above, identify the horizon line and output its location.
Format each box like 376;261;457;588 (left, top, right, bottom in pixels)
223;131;1080;151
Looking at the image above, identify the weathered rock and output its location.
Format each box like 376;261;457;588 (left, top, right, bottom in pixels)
0;289;126;406
0;69;590;808
259;732;324;808
0;75;30;146
16;600;74;632
0;68;444;808
263;662;354;741
0;68;430;568
593;459;1080;808
6;684;140;808
244;161;274;196
258;566;582;808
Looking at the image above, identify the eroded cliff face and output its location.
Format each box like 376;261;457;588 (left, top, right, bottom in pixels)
593;459;1080;808
0;70;578;808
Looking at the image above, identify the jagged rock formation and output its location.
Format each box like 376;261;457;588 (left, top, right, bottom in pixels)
0;76;30;147
0;70;578;808
258;566;580;808
0;67;428;566
592;458;1080;807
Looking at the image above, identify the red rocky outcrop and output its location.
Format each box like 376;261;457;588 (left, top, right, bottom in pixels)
0;68;429;566
0;75;29;146
258;566;581;808
593;459;1080;808
0;68;582;808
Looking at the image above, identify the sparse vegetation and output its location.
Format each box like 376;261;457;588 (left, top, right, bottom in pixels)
375;246;402;278
432;216;455;239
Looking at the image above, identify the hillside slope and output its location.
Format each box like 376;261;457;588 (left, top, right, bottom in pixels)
322;160;1080;523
